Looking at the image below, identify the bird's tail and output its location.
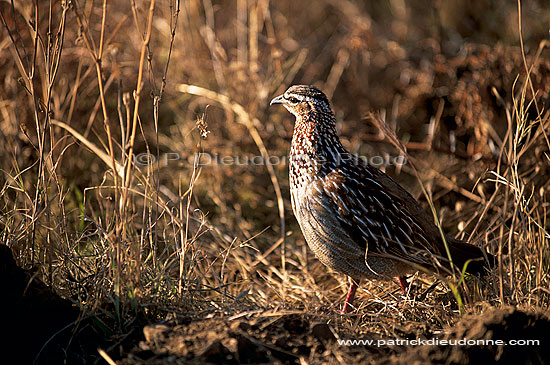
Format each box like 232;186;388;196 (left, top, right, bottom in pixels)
445;238;495;275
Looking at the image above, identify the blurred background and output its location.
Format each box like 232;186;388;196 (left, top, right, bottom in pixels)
1;0;549;337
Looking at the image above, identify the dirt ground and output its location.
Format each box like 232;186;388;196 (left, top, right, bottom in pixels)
118;306;550;364
2;38;550;365
2;242;548;364
2;1;550;364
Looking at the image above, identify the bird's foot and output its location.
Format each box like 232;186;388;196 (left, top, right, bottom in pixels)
398;276;409;295
341;280;358;313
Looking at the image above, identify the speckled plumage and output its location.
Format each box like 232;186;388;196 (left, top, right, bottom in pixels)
271;85;493;312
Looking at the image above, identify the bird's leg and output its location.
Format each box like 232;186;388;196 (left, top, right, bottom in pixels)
398;276;408;295
341;279;358;314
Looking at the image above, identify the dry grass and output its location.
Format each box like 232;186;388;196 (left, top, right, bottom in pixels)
1;0;549;355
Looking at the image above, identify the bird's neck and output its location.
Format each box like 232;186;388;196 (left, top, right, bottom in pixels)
290;111;347;177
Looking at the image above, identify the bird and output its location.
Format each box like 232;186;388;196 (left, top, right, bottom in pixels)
270;85;494;313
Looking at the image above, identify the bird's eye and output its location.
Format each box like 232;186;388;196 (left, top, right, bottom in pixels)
287;96;299;104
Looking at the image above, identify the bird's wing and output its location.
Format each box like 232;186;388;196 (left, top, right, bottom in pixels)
360;162;444;241
315;167;441;265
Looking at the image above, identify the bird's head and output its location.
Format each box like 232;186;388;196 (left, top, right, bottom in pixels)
270;85;332;118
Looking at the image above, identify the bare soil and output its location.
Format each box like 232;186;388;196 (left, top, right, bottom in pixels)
117;307;550;364
2;2;549;364
4;240;548;364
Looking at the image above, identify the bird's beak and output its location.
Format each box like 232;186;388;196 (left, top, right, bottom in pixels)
270;94;284;106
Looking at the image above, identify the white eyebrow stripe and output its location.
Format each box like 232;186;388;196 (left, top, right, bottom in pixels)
285;93;306;102
284;92;330;106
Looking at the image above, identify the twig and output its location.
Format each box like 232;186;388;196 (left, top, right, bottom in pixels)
177;83;287;274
